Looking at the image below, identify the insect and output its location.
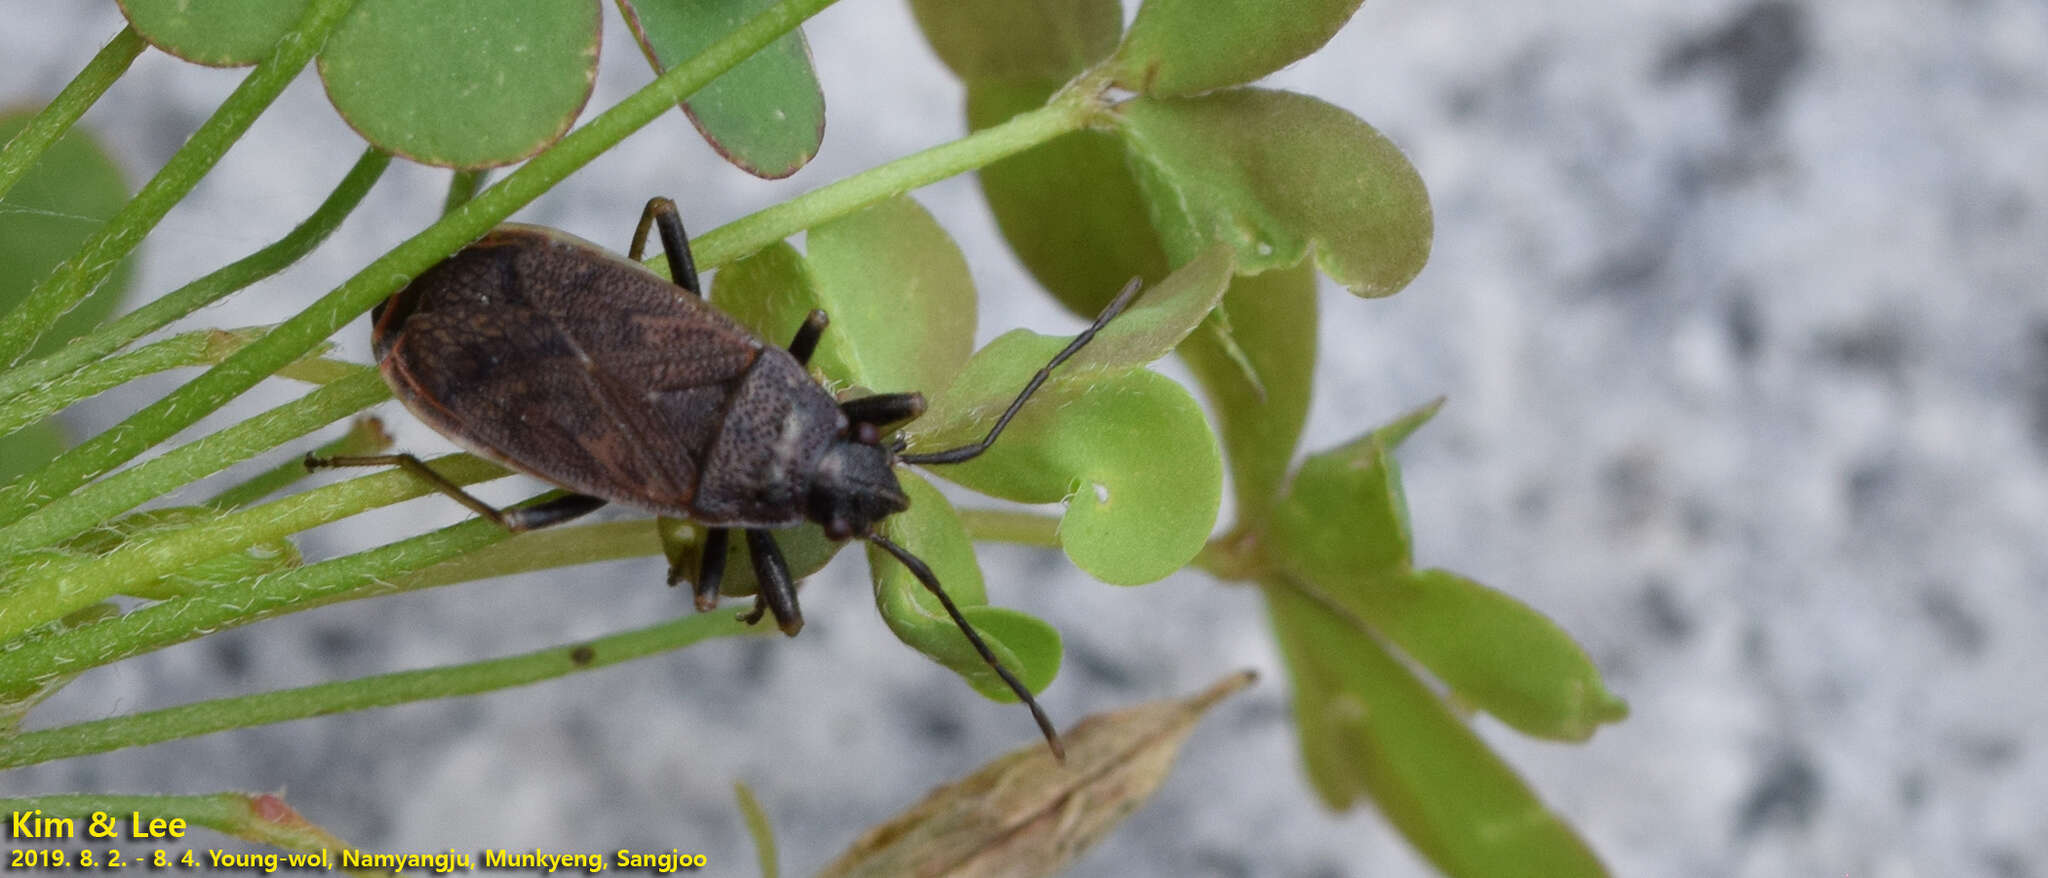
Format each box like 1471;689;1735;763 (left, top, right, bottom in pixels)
308;197;1139;757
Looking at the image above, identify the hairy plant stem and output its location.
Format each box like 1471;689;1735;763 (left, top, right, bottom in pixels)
0;27;147;203
0;0;839;533
957;507;1062;548
0;520;663;694
0;369;391;562
0;451;507;643
0;608;755;769
0;148;391;407
689;97;1101;270
0;0;361;367
207;415;391;509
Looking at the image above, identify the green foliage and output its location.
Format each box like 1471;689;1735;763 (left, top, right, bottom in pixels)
116;0;315;66
317;0;602;168
618;0;825;178
0;0;1626;875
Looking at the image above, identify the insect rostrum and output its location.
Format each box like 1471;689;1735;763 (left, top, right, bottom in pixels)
308;197;1140;758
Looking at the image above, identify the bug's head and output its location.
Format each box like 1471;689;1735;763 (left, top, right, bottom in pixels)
810;438;909;540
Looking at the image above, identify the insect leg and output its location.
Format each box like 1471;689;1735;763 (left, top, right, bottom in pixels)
303;453;606;531
629;196;701;297
683;527;730;612
786;309;829;365
898;277;1143;465
839;392;925;428
867;532;1065;760
739;529;804;636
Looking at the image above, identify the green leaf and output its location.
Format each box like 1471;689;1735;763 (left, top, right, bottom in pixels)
709;240;821;346
317;0;601;168
870;472;1060;701
1118;89;1432;296
906;244;1232;451
807;197;977;394
924;370;1221;585
1267;402;1626;741
617;0;824;179
909;0;1122;83
1179;261;1318;528
1267;401;1441;585
1362;568;1629;741
967;78;1172;319
1109;0;1365;97
0;112;135;363
710;197;978;395
1265;582;1610;877
116;0;315;67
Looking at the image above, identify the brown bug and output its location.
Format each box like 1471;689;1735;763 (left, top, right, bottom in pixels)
309;197;1139;757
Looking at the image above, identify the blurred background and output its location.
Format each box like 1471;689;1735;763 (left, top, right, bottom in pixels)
5;1;2045;875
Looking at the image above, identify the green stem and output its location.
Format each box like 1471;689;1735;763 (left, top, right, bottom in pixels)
0;0;837;528
0;0;360;367
734;783;781;878
0;27;147;203
443;168;489;214
0;148;391;408
689;98;1097;270
0;452;507;643
207;415;391;509
0;520;659;693
0;328;255;437
957;507;1062;548
0;608;755;769
0;369;391;561
0;793;351;854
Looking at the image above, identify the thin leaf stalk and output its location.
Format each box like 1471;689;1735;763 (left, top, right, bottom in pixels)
0;452;507;643
0;27;147;202
0;369;391;559
689;97;1099;270
0;607;755;769
0;0;362;367
0;520;659;692
0;148;392;407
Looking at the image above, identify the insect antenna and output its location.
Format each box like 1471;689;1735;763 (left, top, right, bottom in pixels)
898;277;1143;465
867;532;1066;761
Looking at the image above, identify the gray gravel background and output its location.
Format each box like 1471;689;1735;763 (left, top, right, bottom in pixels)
5;1;2046;876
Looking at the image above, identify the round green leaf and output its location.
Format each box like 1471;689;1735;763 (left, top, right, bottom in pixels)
807;196;976;394
317;0;601;168
1119;89;1432;296
0;112;134;363
710;197;977;395
617;0;824;179
117;0;315;67
925;368;1221;585
968;79;1172;319
1264;582;1610;876
906;245;1231;452
871;472;1061;701
1179;261;1318;528
909;0;1121;83
1109;0;1365;97
710;240;826;353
